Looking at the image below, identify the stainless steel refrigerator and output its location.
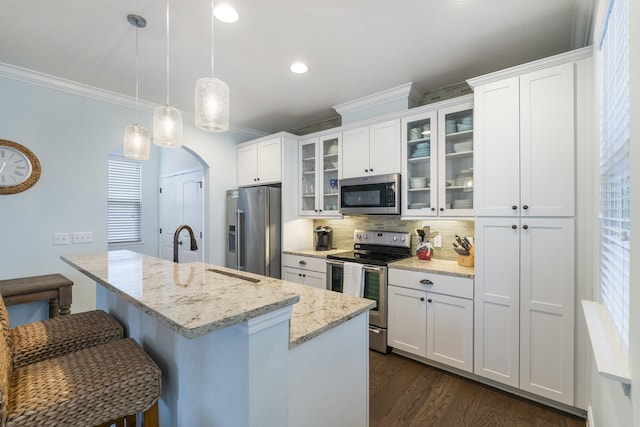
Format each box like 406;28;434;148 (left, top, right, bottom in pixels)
225;186;281;278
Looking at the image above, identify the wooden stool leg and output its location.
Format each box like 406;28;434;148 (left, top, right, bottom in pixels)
116;419;125;427
125;414;136;426
143;402;159;427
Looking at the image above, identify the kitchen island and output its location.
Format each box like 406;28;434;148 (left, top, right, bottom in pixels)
62;250;374;427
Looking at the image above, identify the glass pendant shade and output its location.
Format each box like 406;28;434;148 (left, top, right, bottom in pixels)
153;105;183;147
124;124;151;160
195;77;230;132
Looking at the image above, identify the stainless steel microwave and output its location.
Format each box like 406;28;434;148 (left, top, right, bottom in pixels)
339;173;401;215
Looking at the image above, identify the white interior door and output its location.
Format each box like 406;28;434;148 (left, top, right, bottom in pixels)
159;170;204;263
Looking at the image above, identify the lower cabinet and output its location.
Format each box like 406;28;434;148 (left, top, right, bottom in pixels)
388;268;474;372
282;253;327;290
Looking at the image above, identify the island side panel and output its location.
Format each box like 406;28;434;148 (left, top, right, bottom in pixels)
288;312;370;427
97;284;291;427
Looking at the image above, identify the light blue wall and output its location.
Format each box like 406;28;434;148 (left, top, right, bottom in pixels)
0;73;257;324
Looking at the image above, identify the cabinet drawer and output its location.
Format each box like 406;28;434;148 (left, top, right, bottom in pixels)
388;268;473;299
282;253;327;273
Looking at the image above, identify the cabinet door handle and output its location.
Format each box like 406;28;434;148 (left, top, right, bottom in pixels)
512;205;517;210
440;207;444;211
512;225;517;229
299;260;307;265
302;274;306;277
523;205;529;210
420;297;425;302
370;168;373;172
419;279;433;285
523;225;529;230
427;298;432;303
431;207;435;211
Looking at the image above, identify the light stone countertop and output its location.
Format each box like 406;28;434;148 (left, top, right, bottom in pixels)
389;257;475;278
284;249;474;278
62;250;374;347
283;248;348;258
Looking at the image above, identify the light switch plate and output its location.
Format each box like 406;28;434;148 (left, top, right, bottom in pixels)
433;235;442;248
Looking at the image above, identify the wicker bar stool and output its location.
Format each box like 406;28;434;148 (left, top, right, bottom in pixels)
0;295;161;426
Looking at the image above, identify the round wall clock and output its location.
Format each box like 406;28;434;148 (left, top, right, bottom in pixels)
0;139;41;194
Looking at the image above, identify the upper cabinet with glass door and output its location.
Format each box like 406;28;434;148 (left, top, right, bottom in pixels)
402;110;438;216
299;134;341;217
437;102;474;216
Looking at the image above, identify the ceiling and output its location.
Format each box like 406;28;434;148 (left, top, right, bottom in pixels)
0;0;595;134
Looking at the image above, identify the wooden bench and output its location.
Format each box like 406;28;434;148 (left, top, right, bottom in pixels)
0;274;73;317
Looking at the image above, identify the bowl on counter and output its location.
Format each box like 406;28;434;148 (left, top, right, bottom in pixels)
453;140;473;153
410;177;428;189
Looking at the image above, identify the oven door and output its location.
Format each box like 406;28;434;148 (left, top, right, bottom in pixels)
326;260;387;329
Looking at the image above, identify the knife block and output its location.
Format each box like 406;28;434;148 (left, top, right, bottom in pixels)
457;245;475;267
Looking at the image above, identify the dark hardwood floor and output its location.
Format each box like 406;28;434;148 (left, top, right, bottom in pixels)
370;351;586;427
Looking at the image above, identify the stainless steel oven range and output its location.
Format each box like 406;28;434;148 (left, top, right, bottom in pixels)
326;230;411;353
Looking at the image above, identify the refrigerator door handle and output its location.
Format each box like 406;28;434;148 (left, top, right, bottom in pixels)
236;209;244;270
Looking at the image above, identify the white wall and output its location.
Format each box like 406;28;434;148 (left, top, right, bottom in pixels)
0;71;260;323
588;0;640;425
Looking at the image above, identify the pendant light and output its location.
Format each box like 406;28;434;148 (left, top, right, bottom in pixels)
153;0;183;147
124;14;151;160
195;1;230;132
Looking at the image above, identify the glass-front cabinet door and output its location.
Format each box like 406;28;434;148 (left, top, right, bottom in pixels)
438;102;474;216
299;134;341;216
401;110;438;216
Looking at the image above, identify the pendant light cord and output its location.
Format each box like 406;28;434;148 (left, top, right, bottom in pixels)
166;0;170;106
211;1;215;77
135;23;140;122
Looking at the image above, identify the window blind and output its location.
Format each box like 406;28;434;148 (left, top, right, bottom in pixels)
599;0;630;353
108;158;142;244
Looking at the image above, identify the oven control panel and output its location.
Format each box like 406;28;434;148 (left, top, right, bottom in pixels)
353;230;411;248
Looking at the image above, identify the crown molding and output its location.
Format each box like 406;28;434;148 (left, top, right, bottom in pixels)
0;61;266;139
467;46;593;88
333;81;424;116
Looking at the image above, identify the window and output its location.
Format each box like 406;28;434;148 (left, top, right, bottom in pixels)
599;0;630;353
108;157;142;244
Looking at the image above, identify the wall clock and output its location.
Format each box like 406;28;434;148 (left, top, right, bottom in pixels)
0;139;41;194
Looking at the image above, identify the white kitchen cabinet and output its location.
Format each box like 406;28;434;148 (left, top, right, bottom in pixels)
474;217;575;404
282;253;327;290
388;268;474;372
388;285;427;357
426;292;474;372
342;119;401;179
401;110;438;216
401;98;474;217
237;136;282;187
299;134;341;217
474;63;575;217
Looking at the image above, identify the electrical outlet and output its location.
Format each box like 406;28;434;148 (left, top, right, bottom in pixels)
52;233;70;245
433;235;442;248
72;231;93;244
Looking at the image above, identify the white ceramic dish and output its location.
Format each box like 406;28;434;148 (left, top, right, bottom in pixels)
453;141;473;153
410;177;428;189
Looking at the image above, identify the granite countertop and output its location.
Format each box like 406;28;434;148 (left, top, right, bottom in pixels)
283;248;348;258
62;250;374;348
389;257;475;278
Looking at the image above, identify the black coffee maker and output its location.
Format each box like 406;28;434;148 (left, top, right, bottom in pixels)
314;226;332;251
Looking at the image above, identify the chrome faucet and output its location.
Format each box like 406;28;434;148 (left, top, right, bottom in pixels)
174;225;198;263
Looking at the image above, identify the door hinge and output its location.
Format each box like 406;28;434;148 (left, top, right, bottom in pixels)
159;187;162;193
200;231;203;238
159;228;162;234
198;181;203;188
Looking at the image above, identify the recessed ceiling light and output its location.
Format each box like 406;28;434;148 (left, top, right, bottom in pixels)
214;4;239;23
290;62;308;74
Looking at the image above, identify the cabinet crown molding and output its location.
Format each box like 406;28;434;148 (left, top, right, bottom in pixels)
467;46;593;88
333;82;423;119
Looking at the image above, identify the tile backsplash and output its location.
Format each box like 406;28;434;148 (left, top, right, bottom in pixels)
314;216;474;262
